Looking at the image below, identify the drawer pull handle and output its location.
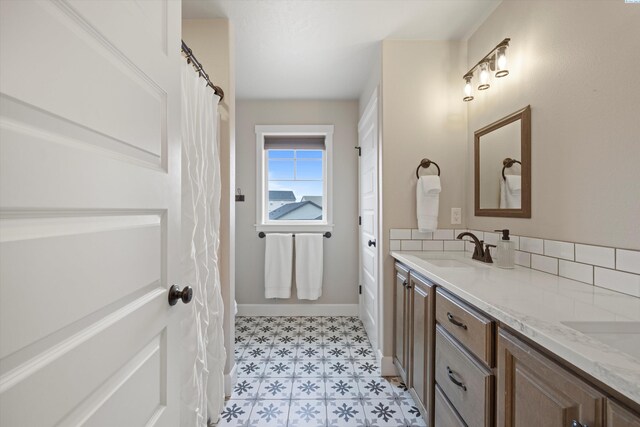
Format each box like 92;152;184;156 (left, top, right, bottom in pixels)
447;366;467;391
447;312;468;330
571;421;588;427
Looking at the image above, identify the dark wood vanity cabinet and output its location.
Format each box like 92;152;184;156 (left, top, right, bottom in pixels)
393;263;410;384
434;289;494;427
409;273;435;419
497;328;605;427
393;264;435;421
393;261;640;427
607;400;640;427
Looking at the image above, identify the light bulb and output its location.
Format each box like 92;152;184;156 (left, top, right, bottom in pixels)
478;61;490;90
496;46;509;78
498;54;507;70
463;76;474;102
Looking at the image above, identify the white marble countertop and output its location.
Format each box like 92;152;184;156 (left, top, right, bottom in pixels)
391;251;640;404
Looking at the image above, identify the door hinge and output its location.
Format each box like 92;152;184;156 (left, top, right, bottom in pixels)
355;146;361;156
358;216;361;225
359;285;362;295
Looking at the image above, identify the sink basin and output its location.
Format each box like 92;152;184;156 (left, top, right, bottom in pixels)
561;321;640;359
408;253;489;268
424;259;473;268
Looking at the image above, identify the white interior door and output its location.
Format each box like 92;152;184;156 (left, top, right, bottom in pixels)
358;89;379;352
0;1;183;426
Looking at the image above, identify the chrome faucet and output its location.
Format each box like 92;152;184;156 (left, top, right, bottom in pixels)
456;232;494;263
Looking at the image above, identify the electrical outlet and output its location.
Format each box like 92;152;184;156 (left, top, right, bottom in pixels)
451;208;462;225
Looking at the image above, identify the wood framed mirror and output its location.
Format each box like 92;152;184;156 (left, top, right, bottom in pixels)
474;105;531;217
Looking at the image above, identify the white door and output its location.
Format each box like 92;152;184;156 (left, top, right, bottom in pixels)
0;1;183;426
358;89;379;352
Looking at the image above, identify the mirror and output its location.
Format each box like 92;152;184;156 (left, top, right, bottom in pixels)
475;105;531;217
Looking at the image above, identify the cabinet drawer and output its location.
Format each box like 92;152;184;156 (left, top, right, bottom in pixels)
435;325;493;427
436;289;494;367
434;384;466;427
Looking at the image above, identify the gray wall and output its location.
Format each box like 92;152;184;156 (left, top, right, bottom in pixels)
466;0;640;250
235;100;359;305
359;45;381;117
379;40;469;356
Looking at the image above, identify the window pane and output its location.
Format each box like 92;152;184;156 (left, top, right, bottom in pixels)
268;150;294;159
268;159;294;180
268;181;323;221
296;159;322;180
296;150;323;159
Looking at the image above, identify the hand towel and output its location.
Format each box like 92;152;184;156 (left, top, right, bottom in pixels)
265;234;293;298
295;233;323;300
504;175;521;208
417;175;441;232
499;178;508;209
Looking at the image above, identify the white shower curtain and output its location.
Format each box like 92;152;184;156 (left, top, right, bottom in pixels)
180;60;226;426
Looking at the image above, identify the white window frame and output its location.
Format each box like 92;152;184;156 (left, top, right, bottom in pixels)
255;124;334;232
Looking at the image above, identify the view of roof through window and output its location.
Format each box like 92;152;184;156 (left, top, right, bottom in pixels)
267;149;323;220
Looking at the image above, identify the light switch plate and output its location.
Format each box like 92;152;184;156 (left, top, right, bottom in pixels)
451;208;462;224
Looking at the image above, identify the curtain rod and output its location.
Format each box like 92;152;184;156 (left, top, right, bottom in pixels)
181;40;225;102
258;232;332;239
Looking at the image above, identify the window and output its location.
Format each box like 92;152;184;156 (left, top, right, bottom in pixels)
256;125;333;231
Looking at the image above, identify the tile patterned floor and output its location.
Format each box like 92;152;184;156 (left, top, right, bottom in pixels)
216;316;427;427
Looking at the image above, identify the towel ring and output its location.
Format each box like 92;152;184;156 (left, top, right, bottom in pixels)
416;158;441;179
502;157;522;180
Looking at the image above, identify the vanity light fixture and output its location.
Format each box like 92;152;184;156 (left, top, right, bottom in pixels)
462;38;510;102
478;61;491;90
463;76;474;101
495;45;509;77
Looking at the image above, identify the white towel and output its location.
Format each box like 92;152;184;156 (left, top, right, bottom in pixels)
501;175;521;208
265;234;293;298
499;179;508;209
417;176;441;232
295;234;323;300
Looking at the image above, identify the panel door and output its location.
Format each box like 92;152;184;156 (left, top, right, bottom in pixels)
358;88;379;350
410;273;435;422
497;328;605;427
0;1;183;425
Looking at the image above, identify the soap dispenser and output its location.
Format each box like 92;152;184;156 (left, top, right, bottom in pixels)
494;229;515;269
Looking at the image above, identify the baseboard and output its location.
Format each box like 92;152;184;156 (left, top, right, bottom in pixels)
224;362;237;397
377;349;396;377
237;304;359;317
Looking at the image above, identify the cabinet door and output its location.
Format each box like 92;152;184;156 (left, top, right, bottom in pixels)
394;266;409;382
497;328;605;427
410;273;435;420
607;400;640;427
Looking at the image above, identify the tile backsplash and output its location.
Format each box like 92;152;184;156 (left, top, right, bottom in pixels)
389;228;640;298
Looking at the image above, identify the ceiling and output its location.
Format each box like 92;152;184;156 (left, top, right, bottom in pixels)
182;0;501;100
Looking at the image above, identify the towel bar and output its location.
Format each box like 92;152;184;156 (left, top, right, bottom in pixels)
258;232;331;238
416;158;441;178
502;157;521;180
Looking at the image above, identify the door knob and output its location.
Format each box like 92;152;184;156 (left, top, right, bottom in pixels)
368;239;376;247
168;285;193;306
